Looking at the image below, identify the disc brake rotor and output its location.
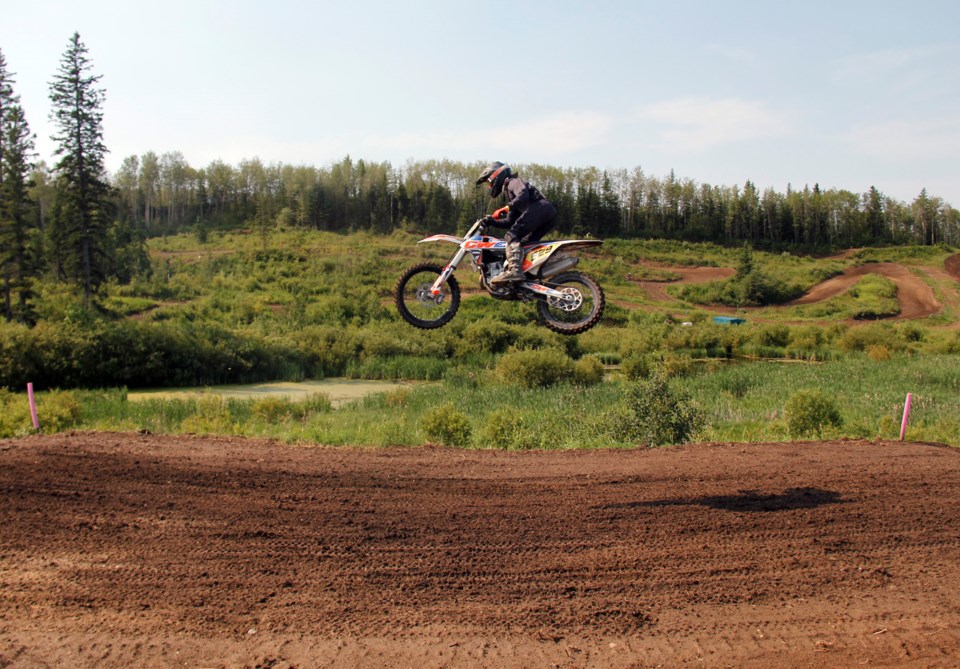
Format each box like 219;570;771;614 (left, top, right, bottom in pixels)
548;287;583;312
416;282;445;305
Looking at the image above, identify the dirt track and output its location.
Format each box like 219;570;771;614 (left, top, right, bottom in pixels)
3;433;960;668
789;262;941;319
632;256;960;324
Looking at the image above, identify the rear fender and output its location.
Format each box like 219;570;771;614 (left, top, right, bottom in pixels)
521;239;603;272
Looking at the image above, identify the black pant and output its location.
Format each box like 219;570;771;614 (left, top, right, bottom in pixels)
504;201;556;244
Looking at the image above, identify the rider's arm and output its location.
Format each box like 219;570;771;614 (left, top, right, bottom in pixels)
504;179;530;223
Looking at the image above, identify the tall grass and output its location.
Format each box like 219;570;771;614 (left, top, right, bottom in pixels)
686;355;960;444
3;355;956;446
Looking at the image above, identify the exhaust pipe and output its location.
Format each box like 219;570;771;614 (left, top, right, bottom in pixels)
538;255;579;279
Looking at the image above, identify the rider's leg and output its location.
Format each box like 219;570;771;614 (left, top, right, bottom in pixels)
490;206;557;285
490;238;525;285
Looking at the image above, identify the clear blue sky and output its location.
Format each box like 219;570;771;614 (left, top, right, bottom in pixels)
2;0;959;205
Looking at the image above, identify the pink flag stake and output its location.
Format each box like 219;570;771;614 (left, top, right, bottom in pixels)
899;392;912;441
27;382;40;431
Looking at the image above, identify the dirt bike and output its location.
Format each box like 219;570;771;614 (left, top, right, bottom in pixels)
394;217;605;335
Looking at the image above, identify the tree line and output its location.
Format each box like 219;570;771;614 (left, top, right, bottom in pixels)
107;152;960;248
103;154;959;249
2;35;959;326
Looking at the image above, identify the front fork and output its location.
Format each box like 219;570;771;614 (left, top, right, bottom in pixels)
430;247;469;295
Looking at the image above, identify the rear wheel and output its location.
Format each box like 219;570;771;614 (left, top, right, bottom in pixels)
395;263;461;329
536;271;605;335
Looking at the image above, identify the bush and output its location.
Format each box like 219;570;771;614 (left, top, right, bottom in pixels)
572;356;605;386
0;389;33;437
457;319;521;355
251;393;331;422
755;324;791;348
605;370;703;446
784;389;843;438
421;402;472;447
37;390;82;433
495;349;573;389
787;326;825;355
252;396;297;422
837;323;903;353
620;354;652;380
477;408;527;450
180;394;235;434
0;389;84;435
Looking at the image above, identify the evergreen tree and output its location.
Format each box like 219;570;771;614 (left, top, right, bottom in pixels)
48;32;111;304
0;48;37;322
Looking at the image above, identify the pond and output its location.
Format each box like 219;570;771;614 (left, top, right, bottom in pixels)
126;379;414;408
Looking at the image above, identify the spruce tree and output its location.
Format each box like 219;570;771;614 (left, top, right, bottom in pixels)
0;48;37;322
48;32;110;304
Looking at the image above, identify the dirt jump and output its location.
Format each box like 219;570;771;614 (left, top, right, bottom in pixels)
3;433;960;668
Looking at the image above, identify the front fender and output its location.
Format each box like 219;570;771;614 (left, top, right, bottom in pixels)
418;234;464;245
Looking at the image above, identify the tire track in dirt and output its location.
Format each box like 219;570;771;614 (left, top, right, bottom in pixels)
2;434;960;668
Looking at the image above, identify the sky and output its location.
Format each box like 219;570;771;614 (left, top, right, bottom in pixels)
2;0;959;206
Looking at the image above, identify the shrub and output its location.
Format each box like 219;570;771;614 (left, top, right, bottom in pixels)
659;353;696;378
0;389;33;437
477;409;527;450
755;324;791;348
457;319;521;355
788;326;824;354
252;396;296;422
298;325;360;377
605;370;704;446
837;323;903;353
784;389;843;438
0;389;84;436
421;402;472;447
180;394;235;434
572;356;605;386
620;354;652;380
37;390;82;433
495;349;573;389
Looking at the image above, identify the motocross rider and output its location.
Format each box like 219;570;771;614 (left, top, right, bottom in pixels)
475;162;557;285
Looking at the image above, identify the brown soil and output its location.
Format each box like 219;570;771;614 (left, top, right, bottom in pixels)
946;253;960;281
789;263;940;319
3;433;960;668
635;266;735;302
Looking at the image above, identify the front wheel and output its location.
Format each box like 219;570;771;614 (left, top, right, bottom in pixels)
536;271;605;335
395;263;461;329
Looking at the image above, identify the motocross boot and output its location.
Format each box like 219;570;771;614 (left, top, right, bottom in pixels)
490;241;525;286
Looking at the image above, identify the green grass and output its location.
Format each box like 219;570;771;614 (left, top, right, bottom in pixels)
3;355;956;447
4;230;959;449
